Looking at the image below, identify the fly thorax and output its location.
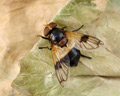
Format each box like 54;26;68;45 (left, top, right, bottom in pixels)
50;28;65;44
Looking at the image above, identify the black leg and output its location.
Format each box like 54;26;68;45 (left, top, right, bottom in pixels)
39;46;51;50
61;26;67;31
37;35;49;40
81;54;92;59
72;25;84;32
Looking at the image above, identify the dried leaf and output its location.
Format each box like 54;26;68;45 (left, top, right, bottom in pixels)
12;0;120;96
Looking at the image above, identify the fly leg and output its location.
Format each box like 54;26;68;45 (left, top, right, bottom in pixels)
37;35;51;50
72;25;84;32
81;54;92;59
37;35;49;40
61;26;67;31
39;46;51;50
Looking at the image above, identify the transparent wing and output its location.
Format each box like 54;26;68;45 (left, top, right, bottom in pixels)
52;45;70;87
65;31;104;50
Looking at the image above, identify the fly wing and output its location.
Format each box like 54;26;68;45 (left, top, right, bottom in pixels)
52;45;70;87
65;31;103;50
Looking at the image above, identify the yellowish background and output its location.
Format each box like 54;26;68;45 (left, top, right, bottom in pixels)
0;0;108;96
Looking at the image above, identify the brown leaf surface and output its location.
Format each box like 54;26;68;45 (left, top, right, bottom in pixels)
0;0;67;95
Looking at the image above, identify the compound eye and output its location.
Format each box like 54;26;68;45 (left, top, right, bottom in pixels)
49;22;57;29
44;22;57;36
44;27;51;36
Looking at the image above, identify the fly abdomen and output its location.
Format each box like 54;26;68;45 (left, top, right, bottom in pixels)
68;48;92;67
68;48;80;66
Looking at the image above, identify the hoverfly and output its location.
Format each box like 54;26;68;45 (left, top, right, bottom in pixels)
38;22;103;87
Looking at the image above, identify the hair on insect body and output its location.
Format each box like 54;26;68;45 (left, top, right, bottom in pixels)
38;22;103;87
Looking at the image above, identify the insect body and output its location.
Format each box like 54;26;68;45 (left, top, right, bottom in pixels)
38;22;103;87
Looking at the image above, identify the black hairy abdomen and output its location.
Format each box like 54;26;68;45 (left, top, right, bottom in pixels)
68;48;80;66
